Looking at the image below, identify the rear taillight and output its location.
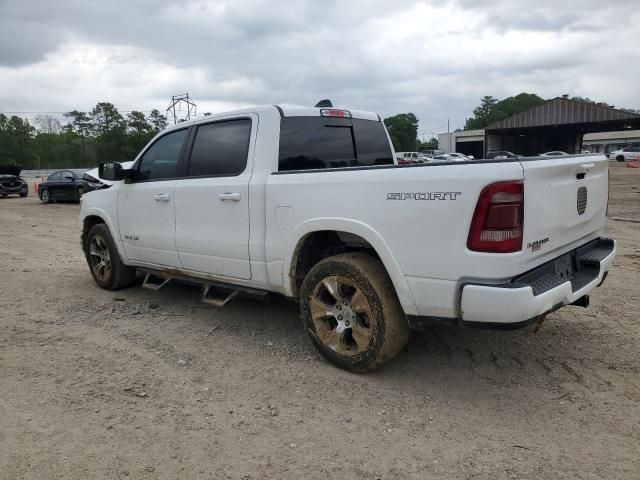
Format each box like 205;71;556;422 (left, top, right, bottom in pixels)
467;181;524;253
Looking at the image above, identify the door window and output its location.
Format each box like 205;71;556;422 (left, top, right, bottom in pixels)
137;128;188;181
187;119;252;177
48;172;61;181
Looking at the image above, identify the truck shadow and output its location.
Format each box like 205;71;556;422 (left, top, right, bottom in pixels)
178;288;620;392
73;279;624;396
269;294;627;393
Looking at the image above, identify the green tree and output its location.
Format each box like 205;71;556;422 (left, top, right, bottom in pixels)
126;110;154;155
496;93;546;118
384;113;419;151
0;115;36;167
91;102;127;162
148;109;168;132
424;137;438;150
464;93;545;130
64;110;92;166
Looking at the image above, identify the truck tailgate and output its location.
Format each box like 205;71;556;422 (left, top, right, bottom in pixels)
520;155;609;270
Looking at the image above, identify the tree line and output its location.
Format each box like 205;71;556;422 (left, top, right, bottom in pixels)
0;103;168;170
464;93;640;130
2;94;636;169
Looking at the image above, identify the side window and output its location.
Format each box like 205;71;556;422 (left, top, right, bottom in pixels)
137;128;188;181
61;171;73;182
352;119;394;166
279;118;355;171
187;119;251;177
48;172;61;181
278;117;393;171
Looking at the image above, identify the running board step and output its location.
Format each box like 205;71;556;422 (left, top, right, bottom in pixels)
201;285;240;307
142;273;171;291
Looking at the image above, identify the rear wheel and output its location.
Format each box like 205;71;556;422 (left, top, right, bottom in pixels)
40;189;51;203
616;155;625;162
84;223;136;290
300;253;409;372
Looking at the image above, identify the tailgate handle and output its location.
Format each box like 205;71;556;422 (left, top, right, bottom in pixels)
576;163;594;179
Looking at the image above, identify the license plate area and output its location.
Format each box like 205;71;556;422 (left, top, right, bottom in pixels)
553;254;575;281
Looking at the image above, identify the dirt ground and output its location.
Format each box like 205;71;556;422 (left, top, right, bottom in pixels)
1;163;638;480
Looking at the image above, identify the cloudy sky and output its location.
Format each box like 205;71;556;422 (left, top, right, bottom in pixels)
1;0;638;135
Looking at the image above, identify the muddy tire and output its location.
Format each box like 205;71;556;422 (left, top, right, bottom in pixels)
84;223;136;290
300;253;409;372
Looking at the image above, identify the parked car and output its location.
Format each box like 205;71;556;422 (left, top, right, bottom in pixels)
487;151;518;159
539;151;569;156
447;152;475;160
0;165;28;198
38;170;103;204
395;152;425;164
608;147;640;162
432;154;467;162
422;149;445;157
432;154;455;162
82;103;615;372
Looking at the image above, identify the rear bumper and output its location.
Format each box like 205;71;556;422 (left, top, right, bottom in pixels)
461;238;616;325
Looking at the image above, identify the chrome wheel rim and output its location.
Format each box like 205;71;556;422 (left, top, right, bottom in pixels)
310;276;373;356
89;234;112;282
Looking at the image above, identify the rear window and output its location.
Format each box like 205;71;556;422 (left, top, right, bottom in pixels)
278;117;393;171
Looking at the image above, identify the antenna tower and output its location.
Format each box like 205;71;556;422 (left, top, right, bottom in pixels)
166;93;197;124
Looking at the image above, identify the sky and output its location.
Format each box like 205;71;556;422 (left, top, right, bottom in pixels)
1;0;639;137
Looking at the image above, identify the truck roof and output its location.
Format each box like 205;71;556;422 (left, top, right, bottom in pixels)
163;105;380;133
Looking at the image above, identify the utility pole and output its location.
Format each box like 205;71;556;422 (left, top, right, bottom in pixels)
166;93;197;124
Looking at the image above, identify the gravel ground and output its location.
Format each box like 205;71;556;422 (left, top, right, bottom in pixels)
1;162;639;479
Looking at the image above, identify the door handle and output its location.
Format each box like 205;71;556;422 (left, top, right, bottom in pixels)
576;163;594;179
219;192;241;202
153;193;170;202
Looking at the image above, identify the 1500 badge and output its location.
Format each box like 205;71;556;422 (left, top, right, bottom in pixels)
387;192;461;200
527;237;549;252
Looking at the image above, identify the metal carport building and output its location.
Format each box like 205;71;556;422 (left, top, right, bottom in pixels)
484;96;640;157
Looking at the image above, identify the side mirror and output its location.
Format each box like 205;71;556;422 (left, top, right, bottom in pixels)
99;162;124;181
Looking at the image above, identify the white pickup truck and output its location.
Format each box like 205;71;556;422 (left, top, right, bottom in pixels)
81;103;616;372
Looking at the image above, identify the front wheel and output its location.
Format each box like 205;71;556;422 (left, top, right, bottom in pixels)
84;223;137;290
300;253;409;372
40;189;51;203
616;155;625;162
